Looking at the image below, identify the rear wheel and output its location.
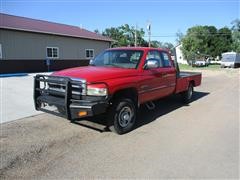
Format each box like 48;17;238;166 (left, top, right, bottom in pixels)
108;98;137;134
181;83;194;103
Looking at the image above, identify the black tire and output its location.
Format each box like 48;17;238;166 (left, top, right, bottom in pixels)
108;98;137;134
181;83;194;103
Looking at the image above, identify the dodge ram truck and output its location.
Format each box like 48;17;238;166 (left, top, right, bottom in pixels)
34;47;201;134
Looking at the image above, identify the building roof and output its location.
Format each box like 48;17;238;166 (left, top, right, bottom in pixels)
0;13;113;42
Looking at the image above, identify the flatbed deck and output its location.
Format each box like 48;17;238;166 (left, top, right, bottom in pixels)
175;71;202;94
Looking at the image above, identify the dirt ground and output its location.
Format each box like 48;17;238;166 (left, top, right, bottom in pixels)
0;69;239;179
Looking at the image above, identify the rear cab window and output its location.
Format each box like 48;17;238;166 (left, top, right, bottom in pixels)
161;52;172;67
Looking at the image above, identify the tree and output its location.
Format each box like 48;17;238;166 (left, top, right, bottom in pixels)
162;42;174;53
149;41;174;54
231;19;240;30
203;26;218;57
94;29;101;34
102;24;148;47
102;24;175;49
215;27;232;55
151;40;163;48
102;27;126;47
181;26;209;62
136;28;148;47
181;25;232;63
231;19;240;53
176;30;184;44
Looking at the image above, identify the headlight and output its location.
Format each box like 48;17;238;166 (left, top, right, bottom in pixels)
87;83;108;96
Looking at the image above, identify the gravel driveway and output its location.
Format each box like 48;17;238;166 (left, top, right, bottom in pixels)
0;69;239;179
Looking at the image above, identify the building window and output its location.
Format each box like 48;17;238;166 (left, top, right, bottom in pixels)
0;44;2;59
46;47;59;59
85;49;94;59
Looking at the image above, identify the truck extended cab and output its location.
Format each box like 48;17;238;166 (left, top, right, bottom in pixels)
34;47;201;134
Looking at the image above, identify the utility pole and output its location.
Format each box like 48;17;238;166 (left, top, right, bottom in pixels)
147;21;151;47
134;24;137;47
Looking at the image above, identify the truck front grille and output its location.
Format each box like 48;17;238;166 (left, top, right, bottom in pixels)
37;75;86;100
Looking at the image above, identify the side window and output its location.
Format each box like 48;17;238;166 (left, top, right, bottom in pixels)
146;50;163;67
130;51;141;63
161;52;171;67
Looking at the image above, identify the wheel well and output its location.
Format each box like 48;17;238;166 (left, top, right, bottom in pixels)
111;88;138;106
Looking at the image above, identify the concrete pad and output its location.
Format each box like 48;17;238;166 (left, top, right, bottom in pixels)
0;72;51;123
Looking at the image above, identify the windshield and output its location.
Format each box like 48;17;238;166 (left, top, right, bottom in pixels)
91;50;144;69
222;54;236;62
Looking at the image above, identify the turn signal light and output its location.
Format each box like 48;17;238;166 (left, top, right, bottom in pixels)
78;111;87;117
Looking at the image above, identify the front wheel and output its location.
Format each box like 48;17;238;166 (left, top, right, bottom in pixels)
181;83;194;103
108;98;137;134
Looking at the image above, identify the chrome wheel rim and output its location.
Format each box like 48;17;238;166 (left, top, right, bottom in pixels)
118;106;133;128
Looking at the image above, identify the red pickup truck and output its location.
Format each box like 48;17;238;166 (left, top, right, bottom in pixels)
34;47;201;134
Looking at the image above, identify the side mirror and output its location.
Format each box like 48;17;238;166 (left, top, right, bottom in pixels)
144;59;159;69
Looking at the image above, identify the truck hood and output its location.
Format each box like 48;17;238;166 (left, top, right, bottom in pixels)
53;66;139;82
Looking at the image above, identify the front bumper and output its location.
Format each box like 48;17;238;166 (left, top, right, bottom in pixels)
69;101;108;119
34;75;109;120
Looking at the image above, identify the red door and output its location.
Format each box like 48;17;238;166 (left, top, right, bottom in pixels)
138;50;176;104
158;51;176;97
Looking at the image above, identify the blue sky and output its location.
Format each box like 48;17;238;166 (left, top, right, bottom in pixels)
1;0;239;44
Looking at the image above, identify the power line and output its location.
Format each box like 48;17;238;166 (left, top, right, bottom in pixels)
103;32;233;37
6;0;239;3
143;33;233;38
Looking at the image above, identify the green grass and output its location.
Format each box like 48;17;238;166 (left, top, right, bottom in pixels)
178;64;221;71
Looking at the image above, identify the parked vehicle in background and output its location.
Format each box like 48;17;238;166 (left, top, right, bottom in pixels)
209;60;221;65
192;59;208;67
221;52;240;68
34;47;202;134
207;57;220;65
